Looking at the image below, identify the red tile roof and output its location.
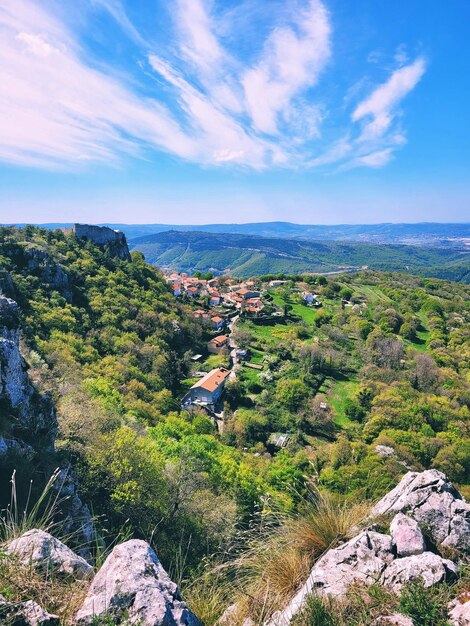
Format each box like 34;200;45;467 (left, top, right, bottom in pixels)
193;367;231;392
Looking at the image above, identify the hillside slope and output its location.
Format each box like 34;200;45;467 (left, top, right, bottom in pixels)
130;230;470;281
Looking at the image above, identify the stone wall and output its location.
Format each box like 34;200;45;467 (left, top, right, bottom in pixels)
66;224;131;260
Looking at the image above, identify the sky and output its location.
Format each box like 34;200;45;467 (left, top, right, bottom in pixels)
0;0;469;225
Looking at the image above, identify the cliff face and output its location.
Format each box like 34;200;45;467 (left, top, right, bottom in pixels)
0;295;56;451
66;224;131;260
0;293;93;549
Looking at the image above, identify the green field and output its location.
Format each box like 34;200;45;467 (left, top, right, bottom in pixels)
327;378;360;427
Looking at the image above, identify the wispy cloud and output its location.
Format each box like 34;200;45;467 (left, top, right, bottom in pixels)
0;0;426;171
352;58;426;142
242;0;331;135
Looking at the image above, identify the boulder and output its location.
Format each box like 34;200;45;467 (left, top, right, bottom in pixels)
375;445;396;459
0;595;59;625
448;593;470;626
371;470;470;553
390;513;425;557
6;529;92;579
380;552;458;593
265;531;393;625
75;539;201;626
373;615;414;626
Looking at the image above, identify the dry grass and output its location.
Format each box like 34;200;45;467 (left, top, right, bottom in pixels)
0;551;90;624
193;490;372;625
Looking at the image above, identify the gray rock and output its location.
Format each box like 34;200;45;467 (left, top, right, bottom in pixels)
75;539;201;626
0;296;57;449
375;445;396;459
371;470;470;553
380;552;458;593
373;615;414;626
0;596;59;625
6;529;93;579
265;531;393;625
448;595;470;625
390;513;425;557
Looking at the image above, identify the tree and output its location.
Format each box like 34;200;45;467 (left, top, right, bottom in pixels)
275;378;309;411
339;287;353;301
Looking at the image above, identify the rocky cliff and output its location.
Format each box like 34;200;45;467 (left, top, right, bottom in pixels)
0;293;93;550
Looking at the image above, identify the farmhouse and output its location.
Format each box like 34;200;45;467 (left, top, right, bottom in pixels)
207;335;229;354
211;315;224;330
236;288;260;300
182;367;231;408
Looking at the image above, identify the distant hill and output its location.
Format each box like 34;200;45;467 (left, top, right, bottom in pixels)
129;230;470;281
8;222;470;247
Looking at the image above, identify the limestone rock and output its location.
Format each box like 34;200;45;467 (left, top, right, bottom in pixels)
265;531;393;625
380;552;458;593
0;595;59;625
371;470;470;553
448;594;470;626
390;513;425;557
6;529;93;579
75;539;201;626
375;445;396;459
0;296;57;449
373;615;414;626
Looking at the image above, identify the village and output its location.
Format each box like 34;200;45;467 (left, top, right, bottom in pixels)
165;271;323;427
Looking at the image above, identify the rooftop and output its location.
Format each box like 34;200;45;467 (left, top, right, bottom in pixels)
192;367;231;393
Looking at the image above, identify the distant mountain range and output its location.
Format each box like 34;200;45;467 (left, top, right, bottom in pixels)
9;222;470;247
129;230;470;281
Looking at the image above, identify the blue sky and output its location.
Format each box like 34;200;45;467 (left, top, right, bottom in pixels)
0;0;469;224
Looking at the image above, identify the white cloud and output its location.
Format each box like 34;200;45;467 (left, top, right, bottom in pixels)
242;0;331;135
352;58;426;142
0;0;426;172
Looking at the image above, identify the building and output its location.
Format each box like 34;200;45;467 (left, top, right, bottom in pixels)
173;284;181;297
236;288;260;300
182;367;231;408
209;291;221;306
186;286;198;297
207;335;229;354
211;315;224;330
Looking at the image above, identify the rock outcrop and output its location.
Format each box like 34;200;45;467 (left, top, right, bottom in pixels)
266;531;394;625
380;552;458;592
0;296;57;449
0;594;60;625
75;539;201;626
390;513;425;557
371;469;470;552
265;470;468;626
24;247;72;302
448;593;470;626
6;529;93;579
0;295;93;552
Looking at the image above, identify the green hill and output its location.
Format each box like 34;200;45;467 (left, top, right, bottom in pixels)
130;230;470;281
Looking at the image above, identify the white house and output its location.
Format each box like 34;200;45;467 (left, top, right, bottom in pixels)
182;367;231;408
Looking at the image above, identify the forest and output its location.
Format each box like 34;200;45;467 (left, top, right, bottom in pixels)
0;225;469;624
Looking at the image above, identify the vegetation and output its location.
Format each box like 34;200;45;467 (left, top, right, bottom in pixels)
1;225;469;623
130;230;470;281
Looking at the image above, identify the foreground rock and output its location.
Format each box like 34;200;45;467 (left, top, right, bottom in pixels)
448;593;470;626
264;470;469;626
371;469;470;552
380;552;458;592
390;513;425;557
6;529;93;579
75;539;201;626
266;530;393;625
373;616;414;626
0;595;59;625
